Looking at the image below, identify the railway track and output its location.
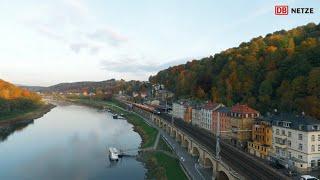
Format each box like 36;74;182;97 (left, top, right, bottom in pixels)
159;113;288;180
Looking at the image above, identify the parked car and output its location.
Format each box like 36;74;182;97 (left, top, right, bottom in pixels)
300;175;319;180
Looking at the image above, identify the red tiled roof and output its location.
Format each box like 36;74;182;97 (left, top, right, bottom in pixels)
231;104;259;114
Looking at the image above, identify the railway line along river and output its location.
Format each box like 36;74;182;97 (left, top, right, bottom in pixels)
0;102;146;180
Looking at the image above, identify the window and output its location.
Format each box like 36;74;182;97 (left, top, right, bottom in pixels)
312;135;315;141
318;159;320;166
288;151;292;158
298;134;303;140
311;160;316;167
312;145;315;152
288;131;292;137
281;130;285;135
276;129;279;135
299;143;303;150
318;145;320;151
318;135;320;141
298;155;303;159
287;140;291;147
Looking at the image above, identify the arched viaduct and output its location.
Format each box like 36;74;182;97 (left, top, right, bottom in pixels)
151;115;240;180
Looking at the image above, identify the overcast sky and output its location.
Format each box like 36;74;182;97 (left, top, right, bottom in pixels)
0;0;319;86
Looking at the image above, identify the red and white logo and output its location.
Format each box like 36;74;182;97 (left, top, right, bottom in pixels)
275;5;288;15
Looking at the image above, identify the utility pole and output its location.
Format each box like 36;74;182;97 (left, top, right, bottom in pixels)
215;112;221;179
216;112;221;159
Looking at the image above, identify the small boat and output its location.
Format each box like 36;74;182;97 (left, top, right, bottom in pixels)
112;114;118;119
109;147;119;161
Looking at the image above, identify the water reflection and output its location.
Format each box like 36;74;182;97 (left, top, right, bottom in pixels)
0;120;34;142
0;104;146;180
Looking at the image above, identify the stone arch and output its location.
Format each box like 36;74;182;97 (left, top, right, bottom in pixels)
183;138;189;149
204;157;214;169
172;129;177;138
177;133;182;143
163;123;167;130
160;121;163;128
192;146;200;157
167;126;171;134
204;157;214;177
217;171;229;180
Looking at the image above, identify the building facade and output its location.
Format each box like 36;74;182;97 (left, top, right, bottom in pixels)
172;102;187;119
192;106;202;127
212;107;230;139
200;102;224;132
184;106;193;123
268;114;320;171
248;118;273;159
229;104;260;149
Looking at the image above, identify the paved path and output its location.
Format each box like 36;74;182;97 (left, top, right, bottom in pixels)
153;132;160;149
135;113;212;180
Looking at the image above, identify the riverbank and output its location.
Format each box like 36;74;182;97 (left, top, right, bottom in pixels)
67;98;158;149
0;103;56;126
65;97;187;180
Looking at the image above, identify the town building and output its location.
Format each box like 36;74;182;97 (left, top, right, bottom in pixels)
229;104;260;149
192;105;202;127
248;118;272;159
172;101;188;119
268;113;320;171
212;107;230;139
184;106;193;123
200;102;224;132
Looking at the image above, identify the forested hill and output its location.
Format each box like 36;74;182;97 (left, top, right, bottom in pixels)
149;23;320;119
0;79;42;116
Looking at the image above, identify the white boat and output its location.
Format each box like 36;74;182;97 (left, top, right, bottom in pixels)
112;114;118;119
109;147;119;161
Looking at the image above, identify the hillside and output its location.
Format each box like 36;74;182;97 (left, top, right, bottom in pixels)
46;79;117;93
22;79;118;93
149;22;320;118
0;79;42;118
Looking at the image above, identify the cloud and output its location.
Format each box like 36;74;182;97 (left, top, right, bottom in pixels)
100;57;191;74
87;28;128;46
35;23;66;42
63;0;89;18
69;43;88;53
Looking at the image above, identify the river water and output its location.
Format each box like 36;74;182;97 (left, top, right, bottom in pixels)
0;103;146;180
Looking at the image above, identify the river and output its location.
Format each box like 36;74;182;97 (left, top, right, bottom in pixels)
0;103;146;180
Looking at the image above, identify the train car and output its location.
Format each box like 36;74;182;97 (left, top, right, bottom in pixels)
132;103;160;114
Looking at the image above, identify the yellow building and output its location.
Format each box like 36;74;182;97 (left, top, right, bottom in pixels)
183;106;193;123
248;119;273;159
229;104;260;150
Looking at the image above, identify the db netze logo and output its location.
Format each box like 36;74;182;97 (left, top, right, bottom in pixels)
275;5;314;15
275;5;288;15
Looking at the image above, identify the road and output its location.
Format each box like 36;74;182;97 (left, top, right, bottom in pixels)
159;113;290;180
134;112;211;180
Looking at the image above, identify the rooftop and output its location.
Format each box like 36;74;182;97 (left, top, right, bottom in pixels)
231;104;259;114
203;102;223;110
216;106;231;113
261;113;320;131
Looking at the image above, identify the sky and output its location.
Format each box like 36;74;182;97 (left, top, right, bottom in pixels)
0;0;319;86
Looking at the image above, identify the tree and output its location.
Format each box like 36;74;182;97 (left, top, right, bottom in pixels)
308;68;320;96
196;87;206;100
